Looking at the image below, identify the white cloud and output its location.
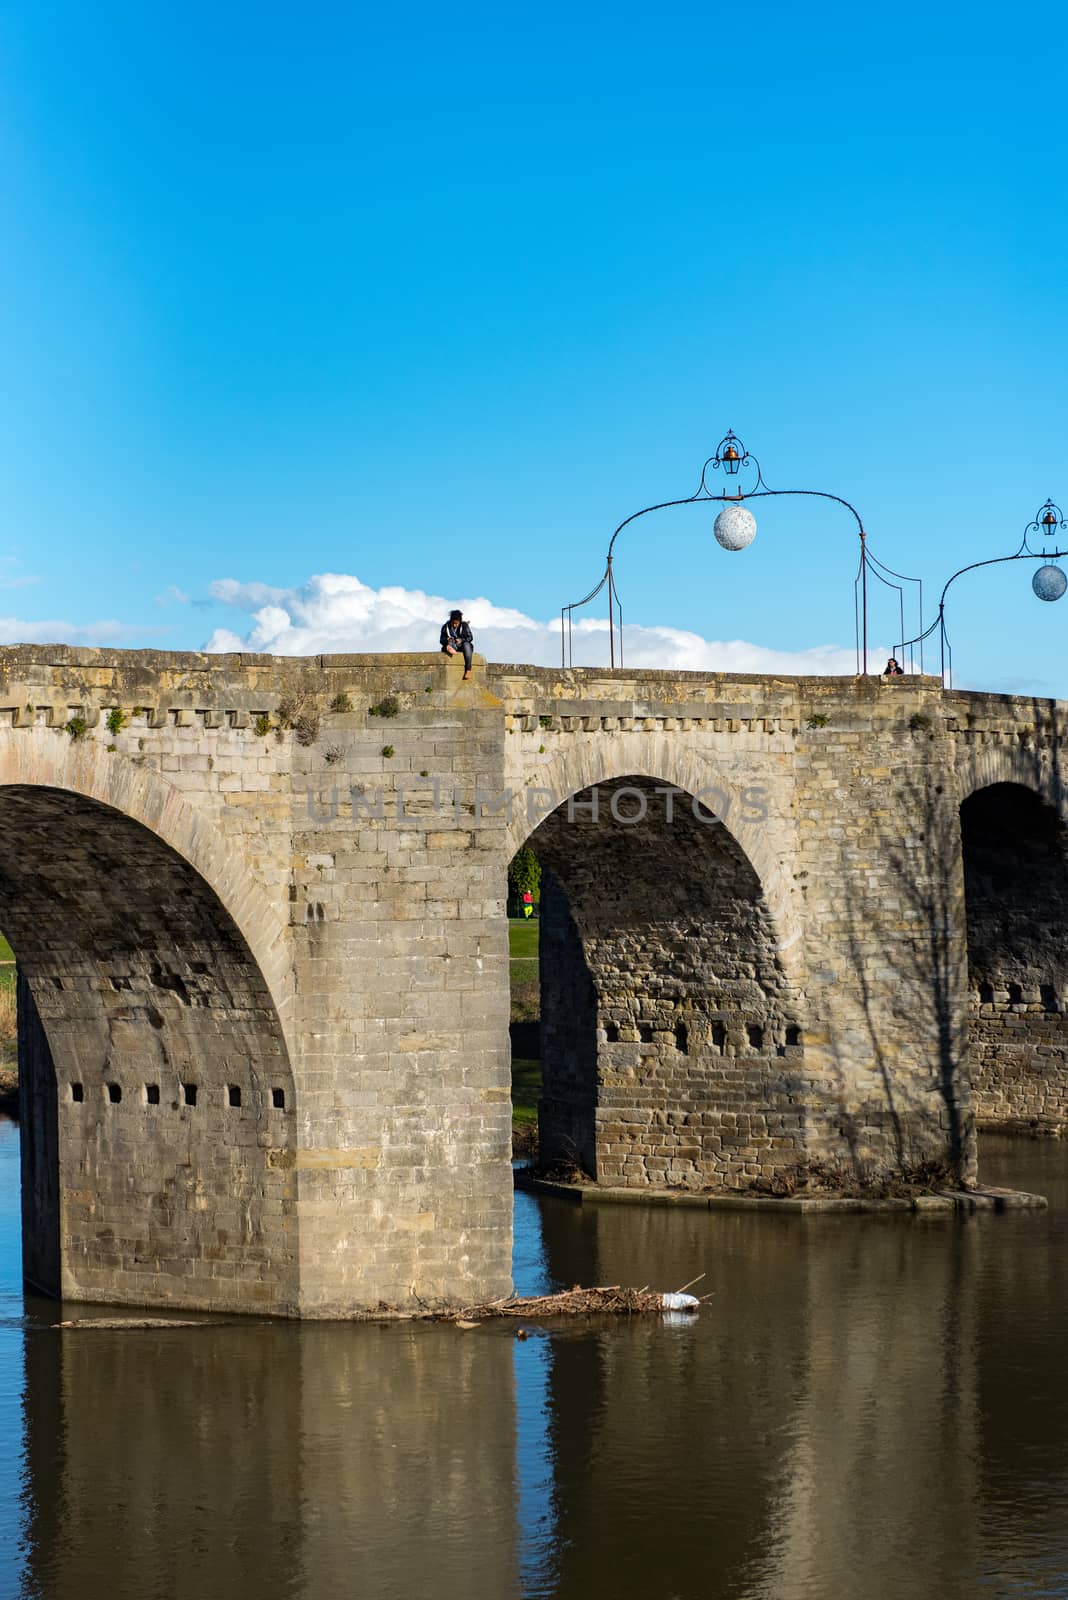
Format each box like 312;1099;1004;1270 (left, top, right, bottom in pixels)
203;571;870;675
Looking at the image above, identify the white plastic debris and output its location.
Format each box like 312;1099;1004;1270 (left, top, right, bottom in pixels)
660;1292;700;1311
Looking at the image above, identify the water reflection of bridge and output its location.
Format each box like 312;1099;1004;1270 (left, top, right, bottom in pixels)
17;1145;1068;1598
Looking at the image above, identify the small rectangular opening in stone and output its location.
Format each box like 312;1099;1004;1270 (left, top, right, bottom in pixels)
674;1024;688;1053
605;1023;619;1043
786;1025;802;1047
70;1082;83;1103
1041;984;1058;1013
183;1083;198;1107
747;1024;764;1051
107;1082;122;1104
145;1084;160;1105
271;1088;286;1109
978;982;994;1006
228;1084;242;1107
711;1022;727;1050
637;1023;653;1044
1008;983;1024;1006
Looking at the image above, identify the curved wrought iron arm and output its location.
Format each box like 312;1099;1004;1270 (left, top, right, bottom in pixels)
559;441;925;675
937;547;1068;612
605;494;720;561
893;546;1068;687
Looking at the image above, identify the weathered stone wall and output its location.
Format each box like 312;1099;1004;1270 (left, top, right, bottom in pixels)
0;646;514;1315
0;647;1063;1314
961;782;1068;1130
18;971;59;1294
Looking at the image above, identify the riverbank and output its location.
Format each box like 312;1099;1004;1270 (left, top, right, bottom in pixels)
516;1169;1048;1212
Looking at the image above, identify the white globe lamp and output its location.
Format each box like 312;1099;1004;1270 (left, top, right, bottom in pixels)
1032;564;1067;602
713;504;757;552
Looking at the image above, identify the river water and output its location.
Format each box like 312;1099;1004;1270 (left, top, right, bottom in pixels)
3;1120;1068;1599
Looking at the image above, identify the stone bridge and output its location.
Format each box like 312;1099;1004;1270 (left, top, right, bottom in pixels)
2;645;1066;1316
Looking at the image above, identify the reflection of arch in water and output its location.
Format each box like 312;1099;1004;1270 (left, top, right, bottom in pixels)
523;774;808;1189
960;777;1068;1132
0;760;298;1312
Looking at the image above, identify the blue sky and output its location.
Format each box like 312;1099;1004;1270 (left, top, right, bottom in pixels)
2;1;1067;688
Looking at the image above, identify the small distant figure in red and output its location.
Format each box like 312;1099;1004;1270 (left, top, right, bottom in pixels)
883;656;904;677
522;890;534;920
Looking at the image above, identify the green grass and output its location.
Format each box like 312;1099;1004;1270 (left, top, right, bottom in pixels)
0;936;13;963
508;920;540;1138
508;917;539;960
511;1056;541;1123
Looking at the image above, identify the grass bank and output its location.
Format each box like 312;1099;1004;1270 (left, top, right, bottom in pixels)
509;918;540;1157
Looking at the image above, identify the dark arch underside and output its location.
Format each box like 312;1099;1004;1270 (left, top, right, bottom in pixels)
0;786;298;1312
962;782;1068;1130
528;778;807;1190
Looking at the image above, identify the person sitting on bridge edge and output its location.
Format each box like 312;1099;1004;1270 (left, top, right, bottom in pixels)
440;609;474;680
883;656;904;677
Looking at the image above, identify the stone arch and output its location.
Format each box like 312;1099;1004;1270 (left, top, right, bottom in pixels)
955;741;1068;823
516;768;808;1191
0;739;299;1313
0;730;294;1031
506;735;802;961
957;770;1068;1132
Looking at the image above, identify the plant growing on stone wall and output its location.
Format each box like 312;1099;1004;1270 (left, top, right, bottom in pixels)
64;715;87;741
105;707;126;736
253;714;271;738
806;713;829;729
324;744;343;765
369;694;400;718
277;694;319;738
381;744;395;758
539;715;554;729
105;743;117;753
329;692;353;713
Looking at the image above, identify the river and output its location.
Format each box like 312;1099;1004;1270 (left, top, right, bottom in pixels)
2;1118;1068;1598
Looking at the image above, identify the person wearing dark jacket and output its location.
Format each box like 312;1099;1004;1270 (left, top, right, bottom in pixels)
440;610;474;679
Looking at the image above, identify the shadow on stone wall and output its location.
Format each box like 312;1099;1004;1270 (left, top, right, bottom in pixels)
833;767;973;1185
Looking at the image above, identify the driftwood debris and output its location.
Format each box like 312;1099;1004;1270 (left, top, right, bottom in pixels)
51;1317;229;1331
445;1276;709;1323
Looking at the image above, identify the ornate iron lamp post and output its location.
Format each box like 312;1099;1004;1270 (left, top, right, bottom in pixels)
895;500;1068;686
560;431;920;674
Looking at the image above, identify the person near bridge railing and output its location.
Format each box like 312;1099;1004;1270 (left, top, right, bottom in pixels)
440;610;474;680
